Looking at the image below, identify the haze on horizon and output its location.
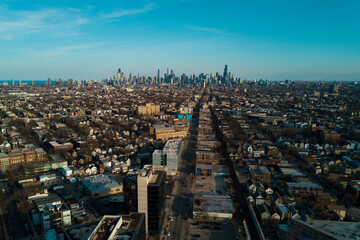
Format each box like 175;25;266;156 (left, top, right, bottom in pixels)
0;0;359;81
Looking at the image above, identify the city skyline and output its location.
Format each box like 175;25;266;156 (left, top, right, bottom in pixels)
0;0;360;81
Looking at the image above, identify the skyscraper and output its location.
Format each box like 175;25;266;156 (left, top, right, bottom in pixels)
329;84;339;93
117;68;121;80
223;64;228;79
157;69;160;83
11;78;14;86
18;79;21;86
48;77;51;85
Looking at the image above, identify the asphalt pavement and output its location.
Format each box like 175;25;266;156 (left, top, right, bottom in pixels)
158;106;199;240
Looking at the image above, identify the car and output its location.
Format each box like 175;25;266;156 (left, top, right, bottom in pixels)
165;231;170;236
24;223;29;231
169;216;174;221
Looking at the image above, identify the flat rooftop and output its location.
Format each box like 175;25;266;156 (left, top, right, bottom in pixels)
193;198;234;214
153;123;174;131
196;164;228;176
249;165;270;175
280;219;360;240
309;220;360;239
81;174;122;193
163;139;183;155
195;176;231;198
280;168;307;177
139;166;165;186
89;213;144;240
33;194;61;208
286;182;323;190
148;170;165;185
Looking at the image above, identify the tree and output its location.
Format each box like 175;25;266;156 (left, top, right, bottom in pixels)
0;192;9;215
12;188;32;214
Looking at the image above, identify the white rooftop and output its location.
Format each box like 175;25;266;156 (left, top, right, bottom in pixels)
81;174;121;193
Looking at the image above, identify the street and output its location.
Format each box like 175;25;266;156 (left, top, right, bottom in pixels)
158;105;199;240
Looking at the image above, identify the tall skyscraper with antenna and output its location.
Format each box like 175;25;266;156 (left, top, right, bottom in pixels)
223;64;228;79
157;69;160;83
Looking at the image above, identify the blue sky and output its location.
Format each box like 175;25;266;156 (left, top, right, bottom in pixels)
0;0;359;81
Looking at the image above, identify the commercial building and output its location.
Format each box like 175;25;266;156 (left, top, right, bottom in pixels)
196;150;223;164
81;174;123;198
193;176;234;222
137;165;166;236
150;123;188;140
32;194;71;231
88;213;146;240
137;103;160;116
152;139;183;171
25;185;49;201
278;218;360;240
41;203;71;230
196;164;228;177
179;106;193;115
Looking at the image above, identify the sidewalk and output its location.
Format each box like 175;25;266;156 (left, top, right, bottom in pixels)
26;213;38;237
0;214;10;240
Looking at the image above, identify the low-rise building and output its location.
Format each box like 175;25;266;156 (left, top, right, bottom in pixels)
193;176;234;222
88;213;146;240
81;174;123;199
150;123;188;140
278;218;360;240
285;181;323;198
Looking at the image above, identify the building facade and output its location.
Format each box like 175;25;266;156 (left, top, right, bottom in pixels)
137;103;160;116
137;165;166;236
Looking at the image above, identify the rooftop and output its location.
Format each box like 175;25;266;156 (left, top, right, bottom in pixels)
152;123;174;131
195;176;231;199
286;182;323;190
285;219;360;240
139;165;166;186
193;198;234;214
81;174;122;193
163;139;183;155
89;213;145;240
